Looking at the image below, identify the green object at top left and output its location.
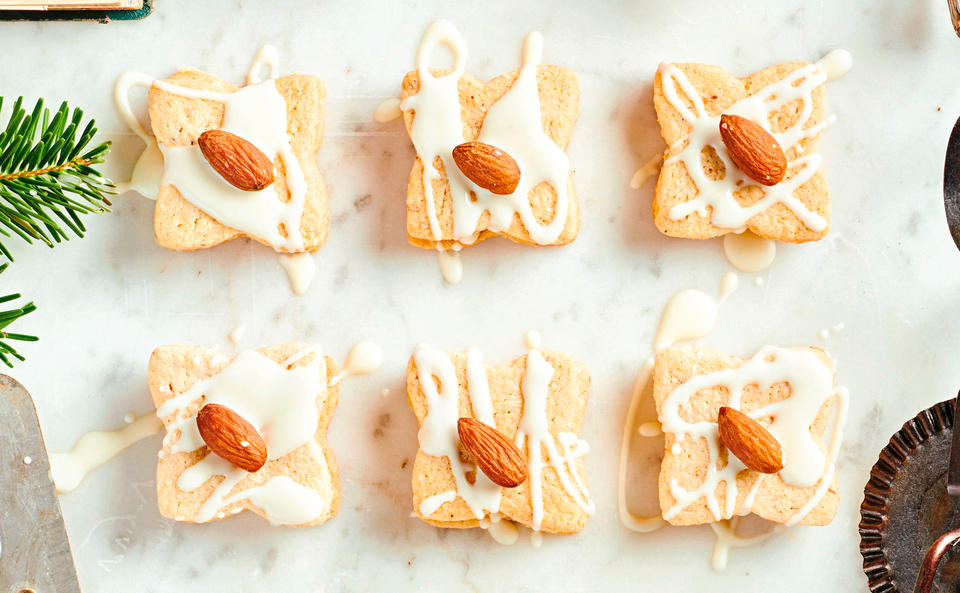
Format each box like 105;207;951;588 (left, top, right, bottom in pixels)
0;96;115;367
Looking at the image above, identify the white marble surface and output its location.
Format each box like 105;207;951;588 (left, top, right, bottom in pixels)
1;0;959;591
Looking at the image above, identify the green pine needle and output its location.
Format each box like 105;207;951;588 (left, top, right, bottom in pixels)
0;96;115;261
0;262;37;368
0;97;114;366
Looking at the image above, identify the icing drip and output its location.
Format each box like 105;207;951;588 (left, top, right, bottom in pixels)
629;154;663;189
50;413;163;494
223;475;326;526
659;55;840;231
722;231;776;273
157;346;332;523
278;252;317;295
815;49;853;82
114;47;310;252
481;513;520;545
246;45;280;85
373;97;403;123
329;341;383;386
654;272;736;352
402;21;573;279
414;342;593;531
659;346;849;525
523;330;542;350
436;248;463;284
617;276;736;533
709;518;783;571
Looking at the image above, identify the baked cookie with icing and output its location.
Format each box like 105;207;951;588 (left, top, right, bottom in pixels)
148;342;339;527
126;51;327;253
653;58;835;243
653;344;848;527
407;344;594;534
400;20;580;253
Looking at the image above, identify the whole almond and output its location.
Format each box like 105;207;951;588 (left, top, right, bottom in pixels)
717;406;783;474
457;417;528;488
718;114;788;186
452;141;521;195
196;403;268;473
197;129;276;191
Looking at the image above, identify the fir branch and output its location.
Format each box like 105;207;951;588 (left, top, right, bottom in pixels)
0;96;115;261
0;263;36;368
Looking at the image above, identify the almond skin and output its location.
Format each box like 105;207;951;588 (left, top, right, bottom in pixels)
717;406;783;474
197;129;276;192
452;141;521;195
196;403;268;473
457;417;528;488
718;114;788;186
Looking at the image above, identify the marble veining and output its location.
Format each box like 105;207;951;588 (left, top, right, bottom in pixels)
0;0;958;591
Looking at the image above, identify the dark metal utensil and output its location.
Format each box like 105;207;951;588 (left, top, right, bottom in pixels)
913;393;960;593
0;374;81;593
943;116;960;250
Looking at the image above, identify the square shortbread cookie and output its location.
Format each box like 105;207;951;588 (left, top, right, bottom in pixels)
148;69;328;252
148;342;339;527
407;346;593;534
653;60;830;243
400;62;580;250
653;344;840;527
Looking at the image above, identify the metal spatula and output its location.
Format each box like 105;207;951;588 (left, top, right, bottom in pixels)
0;374;80;592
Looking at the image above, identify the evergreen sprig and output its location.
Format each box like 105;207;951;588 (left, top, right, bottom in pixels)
0;96;115;261
0;263;37;367
0;97;114;366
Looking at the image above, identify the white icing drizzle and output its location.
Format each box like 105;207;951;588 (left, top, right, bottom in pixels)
419;489;457;516
638;421;662;437
436;248;463;284
709;517;783;571
156;346;332;524
722;230;776;273
481;512;520;545
658;52;844;230
329;341;383;386
223;475;326;526
402;21;574;280
246;45;280;86
114;47;311;253
815;49;853;82
617;275;737;534
373;97;403;123
414;341;593;530
629;154;663;189
416;346;501;517
659;346;849;525
524;330;542;350
278;252;317;295
50;413;163;494
654;272;736;352
530;531;543;548
516;350;594;530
